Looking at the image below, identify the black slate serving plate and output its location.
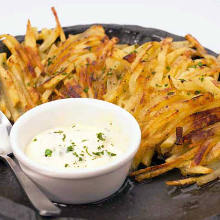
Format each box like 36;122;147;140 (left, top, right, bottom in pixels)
0;24;219;220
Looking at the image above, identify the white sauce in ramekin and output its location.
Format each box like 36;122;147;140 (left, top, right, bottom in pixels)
25;122;128;170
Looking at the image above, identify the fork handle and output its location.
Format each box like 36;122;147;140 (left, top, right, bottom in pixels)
1;155;61;216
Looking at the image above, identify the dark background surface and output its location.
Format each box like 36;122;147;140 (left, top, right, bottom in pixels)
0;24;219;220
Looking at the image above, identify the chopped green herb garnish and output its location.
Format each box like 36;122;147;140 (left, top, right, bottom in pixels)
81;139;88;142
102;66;106;74
194;90;201;95
79;157;83;161
73;152;79;157
62;134;66;141
47;56;56;66
189;64;197;68
179;79;186;83
54;130;63;134
83;87;89;93
92;151;104;156
199;76;204;82
87;46;92;52
65;163;69;168
197;62;203;67
166;66;171;71
151;71;156;75
167;92;175;96
189;62;203;69
107;69;113;76
97;145;104;150
155;84;162;87
47;58;53;66
67;146;74;152
83;146;92;156
106;150;116;157
116;74;122;80
72;124;76;128
33;138;37;142
107;72;113;76
96;132;106;141
164;84;168;87
45;149;53;157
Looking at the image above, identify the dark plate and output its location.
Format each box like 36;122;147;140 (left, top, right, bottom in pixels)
0;24;219;220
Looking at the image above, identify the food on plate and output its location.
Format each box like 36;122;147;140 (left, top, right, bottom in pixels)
1;7;220;186
25;122;128;169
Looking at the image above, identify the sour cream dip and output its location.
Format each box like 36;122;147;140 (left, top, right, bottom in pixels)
25;122;128;170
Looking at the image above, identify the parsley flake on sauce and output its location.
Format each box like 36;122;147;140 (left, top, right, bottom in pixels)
62;134;66;141
79;157;83;161
45;149;53;157
106;150;116;157
54;130;63;134
96;132;106;141
92;151;104;156
97;145;104;150
67;146;74;152
73;152;79;157
83;146;92;156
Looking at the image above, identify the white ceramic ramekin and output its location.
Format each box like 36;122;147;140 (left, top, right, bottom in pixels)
10;98;141;204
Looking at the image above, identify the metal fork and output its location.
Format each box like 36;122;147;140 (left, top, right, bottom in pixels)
0;111;61;216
